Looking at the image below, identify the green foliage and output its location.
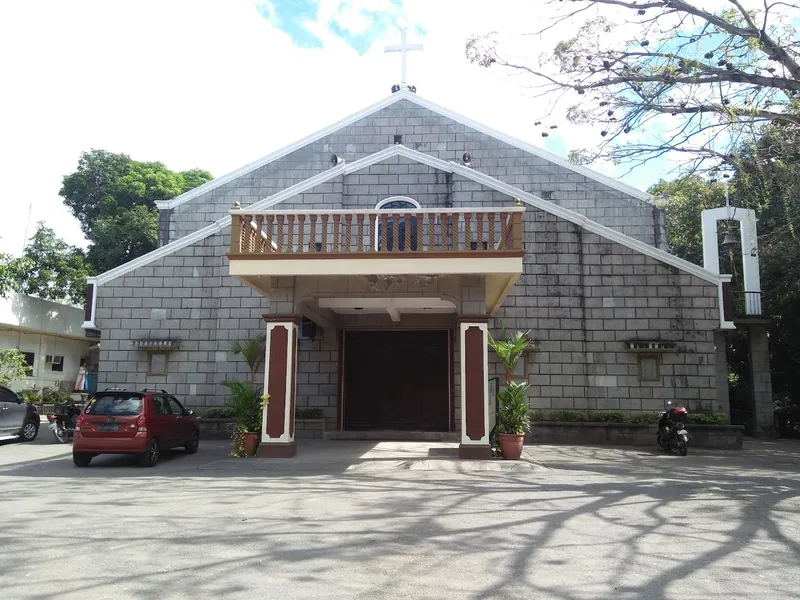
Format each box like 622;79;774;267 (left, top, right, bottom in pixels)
296;407;324;419
204;406;235;419
549;410;588;422
86;205;159;274
59;150;212;273
19;388;43;404
488;330;531;384
231;335;267;386
686;412;728;425
0;349;29;386
628;412;661;425
544;410;728;425
41;387;72;403
498;382;532;435
589;410;626;423
221;381;263;432
488;329;533;435
650;177;726;266
529;410;543;422
654;158;800;422
0;224;90;305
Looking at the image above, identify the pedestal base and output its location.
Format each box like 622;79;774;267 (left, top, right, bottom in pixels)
256;442;297;458
458;444;492;459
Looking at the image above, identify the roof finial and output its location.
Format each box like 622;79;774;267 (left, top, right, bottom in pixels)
385;26;423;92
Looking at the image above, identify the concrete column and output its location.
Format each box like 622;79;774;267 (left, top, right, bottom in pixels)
458;317;491;459
713;330;731;418
257;315;300;457
748;323;775;437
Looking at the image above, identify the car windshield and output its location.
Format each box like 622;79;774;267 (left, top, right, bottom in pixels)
85;394;143;416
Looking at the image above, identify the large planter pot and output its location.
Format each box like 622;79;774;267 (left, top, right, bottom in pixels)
234;431;260;457
498;433;525;460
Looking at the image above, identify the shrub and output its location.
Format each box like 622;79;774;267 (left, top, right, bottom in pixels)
19;388;43;404
549;410;588;422
204;406;235;419
587;410;625;423
529;410;543;422
221;381;265;432
295;407;324;419
686;412;727;425
629;412;660;425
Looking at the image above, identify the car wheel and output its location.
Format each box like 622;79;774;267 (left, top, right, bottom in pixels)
73;453;92;467
140;439;160;467
184;430;199;454
20;420;38;442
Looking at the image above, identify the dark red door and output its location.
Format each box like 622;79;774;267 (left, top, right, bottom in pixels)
343;330;449;431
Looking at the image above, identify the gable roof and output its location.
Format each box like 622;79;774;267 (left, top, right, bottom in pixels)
90;145;717;288
155;89;652;211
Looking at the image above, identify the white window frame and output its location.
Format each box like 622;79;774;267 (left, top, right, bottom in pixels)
374;196;421;250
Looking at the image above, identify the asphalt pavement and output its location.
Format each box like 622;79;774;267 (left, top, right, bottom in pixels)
1;430;799;600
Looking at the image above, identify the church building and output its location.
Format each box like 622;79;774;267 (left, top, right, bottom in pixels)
82;66;741;457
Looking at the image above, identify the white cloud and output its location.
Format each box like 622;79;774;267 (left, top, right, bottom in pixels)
0;0;672;258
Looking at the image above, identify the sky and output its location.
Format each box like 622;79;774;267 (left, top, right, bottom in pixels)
0;0;735;257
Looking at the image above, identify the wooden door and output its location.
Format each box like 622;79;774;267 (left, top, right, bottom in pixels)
343;330;449;431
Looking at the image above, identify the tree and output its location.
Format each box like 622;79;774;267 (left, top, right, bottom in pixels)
0;223;90;305
650;175;727;265
466;1;800;173
231;335;267;386
653;158;800;425
60;150;212;273
0;349;29;386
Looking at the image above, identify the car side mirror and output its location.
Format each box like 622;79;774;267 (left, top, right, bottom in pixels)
187;410;194;416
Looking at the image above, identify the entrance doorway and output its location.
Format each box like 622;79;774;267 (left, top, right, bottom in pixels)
342;330;450;431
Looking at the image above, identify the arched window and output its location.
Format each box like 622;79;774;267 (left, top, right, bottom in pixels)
376;197;420;251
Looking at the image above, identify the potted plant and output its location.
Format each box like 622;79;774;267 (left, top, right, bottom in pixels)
488;330;532;460
222;380;269;457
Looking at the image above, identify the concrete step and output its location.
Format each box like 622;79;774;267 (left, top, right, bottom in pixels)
324;430;459;442
0;434;20;442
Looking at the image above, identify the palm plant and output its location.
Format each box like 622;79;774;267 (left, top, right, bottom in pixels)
231;335;267;386
221;380;264;432
488;330;533;436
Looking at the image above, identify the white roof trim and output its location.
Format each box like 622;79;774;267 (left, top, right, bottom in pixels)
95;145;714;286
93;218;230;285
156;89;650;211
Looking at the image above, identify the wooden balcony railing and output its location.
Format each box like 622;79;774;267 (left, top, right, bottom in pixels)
229;208;525;258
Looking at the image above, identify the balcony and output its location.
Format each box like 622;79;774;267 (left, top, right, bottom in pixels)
228;207;525;311
721;282;764;322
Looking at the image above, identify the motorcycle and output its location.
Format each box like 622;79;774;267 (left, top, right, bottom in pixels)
656;401;690;456
47;402;83;444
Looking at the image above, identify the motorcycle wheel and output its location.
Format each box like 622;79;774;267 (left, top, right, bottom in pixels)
656;432;668;451
53;423;69;444
677;439;688;456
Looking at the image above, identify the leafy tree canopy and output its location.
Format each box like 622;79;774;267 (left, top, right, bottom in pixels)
0;348;28;386
60;149;212;273
0;224;90;306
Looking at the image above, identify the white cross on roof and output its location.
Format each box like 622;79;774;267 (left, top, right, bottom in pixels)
384;26;423;89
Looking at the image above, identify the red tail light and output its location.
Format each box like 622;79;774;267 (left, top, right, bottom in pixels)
137;414;147;432
74;414;84;432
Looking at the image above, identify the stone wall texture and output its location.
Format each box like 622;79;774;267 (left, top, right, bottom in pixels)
168;99;664;248
92;96;722;428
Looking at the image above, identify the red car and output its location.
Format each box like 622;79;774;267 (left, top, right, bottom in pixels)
73;389;199;467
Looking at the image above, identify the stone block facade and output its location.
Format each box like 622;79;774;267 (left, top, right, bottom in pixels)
91;94;724;433
166;99;665;248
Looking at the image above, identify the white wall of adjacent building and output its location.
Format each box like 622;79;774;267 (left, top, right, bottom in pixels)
0;293;93;392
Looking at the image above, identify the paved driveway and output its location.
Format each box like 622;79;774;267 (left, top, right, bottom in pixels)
1;433;799;600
